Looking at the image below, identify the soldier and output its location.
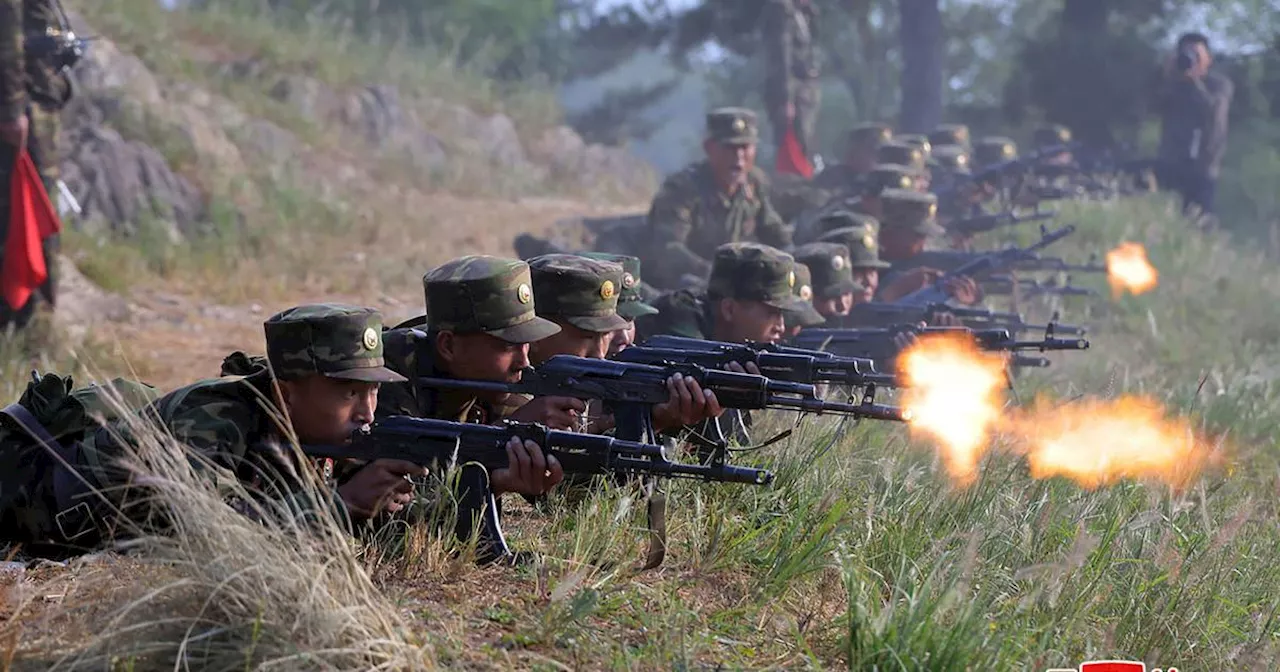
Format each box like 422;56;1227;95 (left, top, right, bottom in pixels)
636;242;807;345
896;134;933;161
816;224;890;307
812;123;893;191
1033;123;1075;166
928;124;971;150
0;0;74;328
782;260;827;339
378;255;584;444
644;108;792;289
575;252;660;357
928;145;972;202
872;191;979;306
0;304;466;551
973;136;1018;171
792;242;862;321
762;0;820;160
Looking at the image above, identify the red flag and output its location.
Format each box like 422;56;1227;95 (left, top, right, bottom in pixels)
1079;661;1146;672
2;150;62;310
774;126;814;179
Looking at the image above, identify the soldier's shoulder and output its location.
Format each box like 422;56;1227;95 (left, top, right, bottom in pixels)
655;162;708;197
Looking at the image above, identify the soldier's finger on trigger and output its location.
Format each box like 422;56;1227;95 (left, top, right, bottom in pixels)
525;440;547;480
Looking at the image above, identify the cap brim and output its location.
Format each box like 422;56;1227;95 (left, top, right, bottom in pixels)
852;260;893;270
915;221;947;237
564;312;632;333
819;280;863;298
617;301;660;320
326;366;408;384
487;315;562;344
782;301;826;327
714;135;757;146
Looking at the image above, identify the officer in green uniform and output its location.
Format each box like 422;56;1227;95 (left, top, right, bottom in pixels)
644;108;792;290
0;0;74;327
576;252;659;357
0;304;446;551
782;260;826;339
792;241;862;321
762;0;820;159
816;224;891;307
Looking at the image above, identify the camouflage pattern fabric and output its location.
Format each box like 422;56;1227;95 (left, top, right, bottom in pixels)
528;254;630;333
793;242;861;298
928;124;971;150
762;0;820;156
880;189;943;237
784;262;825;328
706;107;760;145
644;160;791;289
424;255;560;344
634;289;709;342
264;304;405;383
377;327;498;424
818;226;891;270
0;0;71;327
577;252;659;320
706;242;806;315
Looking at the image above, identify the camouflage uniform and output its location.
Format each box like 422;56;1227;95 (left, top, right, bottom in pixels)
0;0;72;326
877;142;927;174
378;255;560;422
577;252;659;321
817;226;892;272
896;134;932;161
873;190;943;295
973;137;1018;170
0;304;405;550
762;0;820;158
793;166;909;244
793;242;860;301
928;124;971;150
528;254;630;336
644;109;791;289
811;123;893;192
784;261;826;328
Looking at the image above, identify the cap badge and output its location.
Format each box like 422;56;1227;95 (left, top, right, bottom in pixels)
863;232;877;250
622;272;636;289
799;285;813;301
362;327;380;351
600;280;616;300
928;203;938;218
831;255;846;271
731;118;746;132
787;271;796;288
956;154;968;166
900;176;912;189
517;283;532;304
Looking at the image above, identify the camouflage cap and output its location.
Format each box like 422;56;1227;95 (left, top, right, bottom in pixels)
264;303;407;383
785;263;827;328
974;136;1018;167
879;189;944;237
929;145;971;175
424;255;561;344
847;122;894;150
1033;123;1072;148
928;124;971;149
814;209;880;239
793;242;863;299
706;107;758;145
577;251;659;320
877;142;926;172
707;242;807;312
529;254;631;333
896;134;933;160
818;226;891;270
864;163;919;194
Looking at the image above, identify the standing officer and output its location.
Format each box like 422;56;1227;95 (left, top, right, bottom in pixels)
762;0;820;160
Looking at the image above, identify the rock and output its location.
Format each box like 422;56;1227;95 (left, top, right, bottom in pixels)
530;125;655;195
62;123;205;239
474;113;526;167
53;256;131;342
67;16;164;108
268;72;340;123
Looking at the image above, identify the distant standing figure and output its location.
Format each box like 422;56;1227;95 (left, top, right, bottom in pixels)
762;0;820;160
1156;32;1233;219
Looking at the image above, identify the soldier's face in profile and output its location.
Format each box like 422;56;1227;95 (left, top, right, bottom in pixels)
529;320;611;364
717;299;785;344
606;321;636;357
436;331;531;404
279;376;379;446
704;140;756;189
851;269;878;303
815;293;854;318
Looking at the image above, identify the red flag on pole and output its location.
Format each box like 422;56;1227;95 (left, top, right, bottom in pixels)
774;126;814;179
2;149;62;310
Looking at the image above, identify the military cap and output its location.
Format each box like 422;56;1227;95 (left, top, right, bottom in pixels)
529;254;631;333
1033;124;1072;148
577;251;659;320
865;163;918;194
264;303;407;383
974;136;1018;167
818;226;891;270
424;255;561;344
814;209;880;239
877;142;926;172
847;122;894;150
793;242;863;299
928;124;971;149
706;107;758;145
896;134;933;160
785;263;827;328
879;189;944;237
929;145;971;175
707;242;807;312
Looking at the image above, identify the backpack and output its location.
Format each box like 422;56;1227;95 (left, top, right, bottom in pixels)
0;371;160;545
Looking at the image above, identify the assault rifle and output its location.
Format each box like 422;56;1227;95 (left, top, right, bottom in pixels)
838;301;1088;336
791;325;1088;368
897;224;1077;306
937;142;1080;200
895;249;1107;276
628;335;900;389
983;275;1099;298
304;417;772;565
946;207;1056;236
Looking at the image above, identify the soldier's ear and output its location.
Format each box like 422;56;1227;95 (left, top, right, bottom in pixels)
435;330;458;365
717;297;736;324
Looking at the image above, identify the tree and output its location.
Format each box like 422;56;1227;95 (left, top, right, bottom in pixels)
897;0;943;132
